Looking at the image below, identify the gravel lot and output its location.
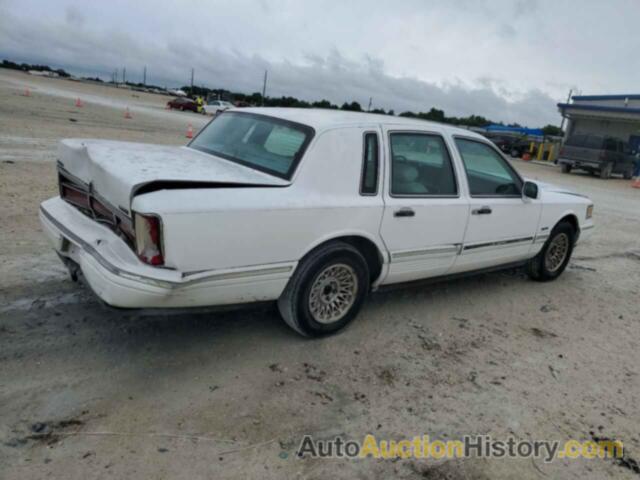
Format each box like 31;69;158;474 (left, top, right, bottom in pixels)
1;69;639;479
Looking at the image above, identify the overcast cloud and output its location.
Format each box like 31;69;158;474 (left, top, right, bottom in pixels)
1;0;638;126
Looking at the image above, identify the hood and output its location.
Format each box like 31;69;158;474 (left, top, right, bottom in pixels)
526;178;589;199
57;139;288;212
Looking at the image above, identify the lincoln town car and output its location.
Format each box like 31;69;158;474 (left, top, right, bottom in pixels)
40;109;594;336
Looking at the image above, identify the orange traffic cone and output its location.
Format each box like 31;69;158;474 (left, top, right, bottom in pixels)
24;87;31;97
75;97;83;107
632;178;640;189
124;107;132;119
186;124;194;139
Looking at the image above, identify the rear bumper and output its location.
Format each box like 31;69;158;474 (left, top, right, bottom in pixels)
40;197;293;308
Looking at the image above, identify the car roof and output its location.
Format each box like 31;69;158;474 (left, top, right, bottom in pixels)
233;107;486;139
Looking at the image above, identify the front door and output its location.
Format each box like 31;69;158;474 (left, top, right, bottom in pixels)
450;137;541;273
379;129;469;284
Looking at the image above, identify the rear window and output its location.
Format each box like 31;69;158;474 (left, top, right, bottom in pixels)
565;135;586;147
189;112;314;179
585;136;604;149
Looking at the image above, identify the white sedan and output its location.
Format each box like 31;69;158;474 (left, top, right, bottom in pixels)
40;109;594;336
203;100;235;116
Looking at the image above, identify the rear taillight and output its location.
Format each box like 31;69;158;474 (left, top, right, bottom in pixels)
134;213;164;266
61;185;90;209
559;147;565;156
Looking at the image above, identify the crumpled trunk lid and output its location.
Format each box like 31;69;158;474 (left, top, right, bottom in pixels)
57;139;288;212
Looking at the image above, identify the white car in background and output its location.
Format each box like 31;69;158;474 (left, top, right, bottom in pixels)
168;88;187;97
40;109;594;337
203;100;235;115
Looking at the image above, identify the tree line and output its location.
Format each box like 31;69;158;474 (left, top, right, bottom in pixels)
186;86;562;135
0;59;561;135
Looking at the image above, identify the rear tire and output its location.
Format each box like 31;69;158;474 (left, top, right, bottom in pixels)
623;168;633;180
599;164;612;179
526;222;575;282
278;242;370;337
561;164;572;174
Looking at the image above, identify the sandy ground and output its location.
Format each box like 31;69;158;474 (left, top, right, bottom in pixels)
1;68;639;479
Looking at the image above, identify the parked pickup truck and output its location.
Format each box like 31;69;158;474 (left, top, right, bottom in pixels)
40;109;594;337
558;134;635;179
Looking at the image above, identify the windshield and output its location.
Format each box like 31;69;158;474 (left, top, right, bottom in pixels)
189;112;314;179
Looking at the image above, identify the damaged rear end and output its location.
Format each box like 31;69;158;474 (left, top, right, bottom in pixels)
40;137;293;308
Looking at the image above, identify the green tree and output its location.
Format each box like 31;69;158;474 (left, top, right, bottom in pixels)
340;101;363;112
542;124;563;136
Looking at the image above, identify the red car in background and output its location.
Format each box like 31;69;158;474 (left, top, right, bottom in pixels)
166;97;198;112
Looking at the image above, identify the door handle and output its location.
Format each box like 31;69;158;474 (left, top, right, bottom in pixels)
472;206;492;215
394;207;415;218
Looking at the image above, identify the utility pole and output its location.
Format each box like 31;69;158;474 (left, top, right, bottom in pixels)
559;88;573;133
122;67;126;84
190;68;194;95
143;66;146;86
262;70;268;106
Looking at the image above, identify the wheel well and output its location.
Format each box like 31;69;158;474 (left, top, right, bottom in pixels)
305;236;384;284
557;214;580;242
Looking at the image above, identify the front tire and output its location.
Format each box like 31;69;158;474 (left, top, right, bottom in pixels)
561;163;572;174
278;242;369;337
526;222;575;281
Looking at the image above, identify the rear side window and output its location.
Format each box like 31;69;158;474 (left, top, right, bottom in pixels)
390;133;457;196
361;133;379;195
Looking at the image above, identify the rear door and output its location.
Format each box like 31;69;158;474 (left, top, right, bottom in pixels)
450;136;541;273
379;128;469;284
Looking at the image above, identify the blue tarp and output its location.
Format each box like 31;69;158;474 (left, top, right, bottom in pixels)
486;125;544;136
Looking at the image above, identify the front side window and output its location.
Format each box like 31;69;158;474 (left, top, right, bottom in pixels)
390;133;457;196
189;112;314;179
361;133;379;195
455;138;522;196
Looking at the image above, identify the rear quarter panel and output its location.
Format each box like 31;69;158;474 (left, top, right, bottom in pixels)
131;127;386;272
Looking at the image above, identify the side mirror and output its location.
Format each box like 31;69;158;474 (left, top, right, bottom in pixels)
523;181;539;200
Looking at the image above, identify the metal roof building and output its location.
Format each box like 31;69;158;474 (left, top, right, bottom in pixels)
558;94;640;151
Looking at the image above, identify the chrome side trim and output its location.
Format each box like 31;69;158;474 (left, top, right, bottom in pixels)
391;245;460;262
534;234;550;244
463;236;534;251
181;266;292;282
40;206;292;289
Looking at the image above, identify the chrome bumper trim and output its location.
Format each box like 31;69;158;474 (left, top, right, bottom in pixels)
40;205;292;289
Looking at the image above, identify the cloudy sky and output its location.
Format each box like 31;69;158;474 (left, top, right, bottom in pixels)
1;0;638;126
